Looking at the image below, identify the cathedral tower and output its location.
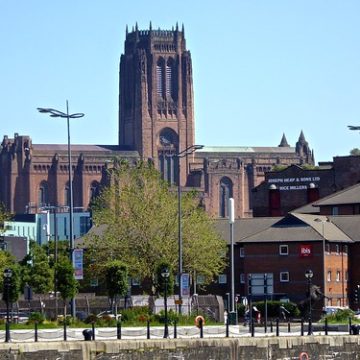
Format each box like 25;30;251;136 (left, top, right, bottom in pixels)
119;23;195;185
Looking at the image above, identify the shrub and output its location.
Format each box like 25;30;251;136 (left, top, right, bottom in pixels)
27;312;45;324
326;308;354;322
155;309;179;325
121;306;151;323
57;315;74;325
85;314;97;324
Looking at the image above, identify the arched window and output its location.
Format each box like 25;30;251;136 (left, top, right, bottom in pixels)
219;177;233;218
156;58;165;98
158;128;179;184
89;181;100;202
64;182;70;207
38;181;49;207
166;58;174;99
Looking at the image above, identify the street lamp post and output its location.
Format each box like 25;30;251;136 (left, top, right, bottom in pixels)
161;266;170;338
176;144;204;314
305;269;313;335
3;268;12;343
314;217;327;308
228;198;236;324
37;101;84;318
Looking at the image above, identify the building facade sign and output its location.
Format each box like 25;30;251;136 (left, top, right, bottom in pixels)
299;244;313;257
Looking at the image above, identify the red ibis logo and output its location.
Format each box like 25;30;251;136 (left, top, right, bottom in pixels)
300;245;312;257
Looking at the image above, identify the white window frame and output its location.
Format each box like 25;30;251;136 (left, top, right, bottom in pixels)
336;271;340;282
218;274;227;284
279;245;288;256
240;273;245;284
327;271;331;282
280;272;289;282
335;244;340;255
239;247;245;258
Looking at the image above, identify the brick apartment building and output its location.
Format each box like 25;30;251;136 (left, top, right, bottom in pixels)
0;24;314;221
213;183;360;311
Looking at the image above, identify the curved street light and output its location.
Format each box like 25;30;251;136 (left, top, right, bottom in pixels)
176;144;204;314
37;101;84;318
161;266;170;338
305;269;313;335
3;268;12;343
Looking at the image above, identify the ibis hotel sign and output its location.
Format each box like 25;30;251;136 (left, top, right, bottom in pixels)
299;244;313;257
268;176;320;191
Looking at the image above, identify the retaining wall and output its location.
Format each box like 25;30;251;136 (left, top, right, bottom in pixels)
0;336;360;359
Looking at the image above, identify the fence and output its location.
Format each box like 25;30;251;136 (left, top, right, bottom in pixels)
0;317;357;343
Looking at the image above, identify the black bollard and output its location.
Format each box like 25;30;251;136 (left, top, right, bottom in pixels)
117;320;122;340
270;321;273;332
147;319;150;339
34;321;38;342
288;320;291;333
325;318;328;335
301;318;304;336
349;317;352;335
276;318;279;336
174;321;177;339
200;318;204;338
226;316;229;337
251;319;255;337
63;320;67;341
92;322;95;341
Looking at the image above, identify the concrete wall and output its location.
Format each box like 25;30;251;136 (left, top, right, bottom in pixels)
1;336;360;359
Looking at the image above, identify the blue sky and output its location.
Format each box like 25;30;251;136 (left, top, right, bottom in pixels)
1;1;359;163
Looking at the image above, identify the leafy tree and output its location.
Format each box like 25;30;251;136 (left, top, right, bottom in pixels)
105;260;128;310
86;161;226;292
2;264;21;304
350;148;360;156
55;256;78;317
45;240;69;267
0;203;11;233
20;242;53;294
154;261;174;296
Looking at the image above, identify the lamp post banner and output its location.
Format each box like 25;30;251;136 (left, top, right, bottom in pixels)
181;273;190;296
74;249;83;280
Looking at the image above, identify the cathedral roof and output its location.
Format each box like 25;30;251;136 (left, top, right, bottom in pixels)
196;146;296;154
32;144;139;156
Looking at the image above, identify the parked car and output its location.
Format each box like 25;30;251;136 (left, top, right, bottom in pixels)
97;310;121;321
322;306;348;316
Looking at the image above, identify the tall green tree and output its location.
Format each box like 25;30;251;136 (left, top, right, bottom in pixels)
55;256;78;317
86;161;226;292
20;243;53;294
105;260;128;311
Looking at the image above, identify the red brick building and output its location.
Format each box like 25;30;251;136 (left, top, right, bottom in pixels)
0;25;314;218
252;155;360;217
213;184;360;310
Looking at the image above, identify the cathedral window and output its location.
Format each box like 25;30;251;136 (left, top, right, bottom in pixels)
89;181;100;203
156;58;165;98
219;177;233;218
38;181;49;207
158;128;178;184
166;58;175;99
64;183;70;207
